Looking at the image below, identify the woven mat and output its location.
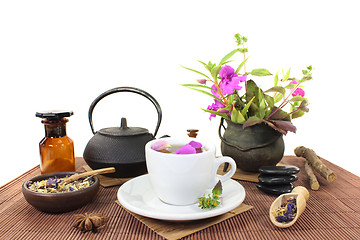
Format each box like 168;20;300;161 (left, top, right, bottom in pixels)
1;156;360;239
115;201;253;240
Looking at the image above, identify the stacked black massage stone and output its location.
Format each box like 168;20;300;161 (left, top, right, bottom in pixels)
256;166;300;195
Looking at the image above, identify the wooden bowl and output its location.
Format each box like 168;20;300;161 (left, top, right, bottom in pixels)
22;172;100;213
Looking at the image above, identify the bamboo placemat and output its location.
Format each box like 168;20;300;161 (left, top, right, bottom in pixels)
116;201;253;240
1;156;360;239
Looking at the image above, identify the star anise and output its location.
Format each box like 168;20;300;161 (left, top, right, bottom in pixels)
73;213;108;233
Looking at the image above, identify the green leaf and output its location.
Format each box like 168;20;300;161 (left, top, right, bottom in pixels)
211;65;222;81
181;65;211;80
284;84;297;89
258;88;266;119
289;95;306;102
298;77;312;84
197;60;207;66
182;85;222;103
264;94;275;109
264;86;286;96
291;110;305;119
202;108;230;120
274;71;279;86
204;61;216;73
283;68;291;81
274;93;283;103
219;49;239;65
235;56;249;74
241;96;255;117
221;60;234;65
231;108;246;123
181;83;213;90
212;180;222;196
250;68;272;76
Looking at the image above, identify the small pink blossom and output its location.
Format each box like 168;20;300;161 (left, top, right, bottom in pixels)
207;99;227;120
289;80;305;97
292;88;305;97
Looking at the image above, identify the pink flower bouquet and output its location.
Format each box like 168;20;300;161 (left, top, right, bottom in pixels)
182;34;312;135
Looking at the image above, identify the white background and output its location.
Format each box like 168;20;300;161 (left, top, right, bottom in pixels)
1;0;359;186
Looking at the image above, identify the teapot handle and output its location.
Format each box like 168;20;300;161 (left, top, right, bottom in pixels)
88;87;162;137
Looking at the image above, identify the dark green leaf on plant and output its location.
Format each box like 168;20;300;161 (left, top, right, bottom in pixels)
243;117;263;129
291;110;305;119
289;96;306;102
298;100;309;112
264;94;275;109
264;86;286;96
245;80;260;104
263;120;287;135
268;107;291;121
271;120;297;134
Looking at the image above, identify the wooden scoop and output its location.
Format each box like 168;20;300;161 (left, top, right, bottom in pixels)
63;167;116;184
269;186;309;228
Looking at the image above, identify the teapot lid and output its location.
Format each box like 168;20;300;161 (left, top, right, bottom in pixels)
97;117;149;137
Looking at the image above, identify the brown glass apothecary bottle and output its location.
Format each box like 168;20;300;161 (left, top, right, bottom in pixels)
36;111;75;174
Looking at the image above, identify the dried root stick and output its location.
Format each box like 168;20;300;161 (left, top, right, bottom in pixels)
295;146;336;183
304;161;320;190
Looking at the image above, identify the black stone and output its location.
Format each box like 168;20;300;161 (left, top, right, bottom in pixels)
258;166;300;175
256;183;294;195
258;174;298;185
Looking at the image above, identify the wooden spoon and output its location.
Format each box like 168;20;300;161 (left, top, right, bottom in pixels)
269;186;309;228
63;167;116;184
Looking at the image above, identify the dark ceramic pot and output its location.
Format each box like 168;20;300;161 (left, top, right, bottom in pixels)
22;172;99;213
219;118;285;172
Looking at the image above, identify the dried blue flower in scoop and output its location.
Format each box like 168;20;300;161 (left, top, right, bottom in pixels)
275;197;297;223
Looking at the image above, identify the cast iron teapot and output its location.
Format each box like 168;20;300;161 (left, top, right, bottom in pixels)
83;87;162;178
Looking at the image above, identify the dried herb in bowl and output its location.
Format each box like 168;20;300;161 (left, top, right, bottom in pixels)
26;175;95;193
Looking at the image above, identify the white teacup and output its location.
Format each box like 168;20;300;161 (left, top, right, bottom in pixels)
145;137;237;206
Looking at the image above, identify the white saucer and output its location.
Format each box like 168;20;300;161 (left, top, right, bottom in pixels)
117;174;246;221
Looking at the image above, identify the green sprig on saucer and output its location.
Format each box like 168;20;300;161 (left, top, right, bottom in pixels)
198;180;223;209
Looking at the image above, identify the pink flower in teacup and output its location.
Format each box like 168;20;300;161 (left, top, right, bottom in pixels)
151;140;171;151
176;141;203;154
